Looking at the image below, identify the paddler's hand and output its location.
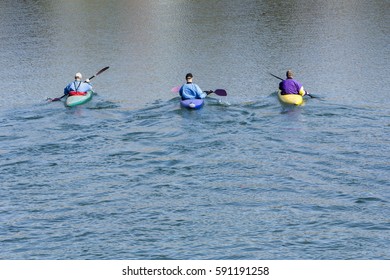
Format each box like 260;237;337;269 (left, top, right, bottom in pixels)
304;91;315;98
85;79;90;83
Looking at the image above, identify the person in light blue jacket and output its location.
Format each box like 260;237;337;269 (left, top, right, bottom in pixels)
179;73;212;100
64;72;92;96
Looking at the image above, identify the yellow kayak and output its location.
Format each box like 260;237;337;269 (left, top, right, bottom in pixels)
277;90;304;106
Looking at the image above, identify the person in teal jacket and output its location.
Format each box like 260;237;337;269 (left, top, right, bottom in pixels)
179;73;212;100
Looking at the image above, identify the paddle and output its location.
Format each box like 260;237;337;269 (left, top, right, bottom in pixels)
48;66;110;102
268;72;317;99
171;86;227;96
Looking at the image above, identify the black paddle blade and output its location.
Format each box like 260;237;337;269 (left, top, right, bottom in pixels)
214;89;227;96
88;66;110;81
96;66;109;76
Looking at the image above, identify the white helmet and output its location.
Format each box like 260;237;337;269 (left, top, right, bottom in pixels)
75;72;82;79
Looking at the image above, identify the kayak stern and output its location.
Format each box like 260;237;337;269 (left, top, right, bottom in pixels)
277;90;304;106
65;90;94;107
180;99;204;109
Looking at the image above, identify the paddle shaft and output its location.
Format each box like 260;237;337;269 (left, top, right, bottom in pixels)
172;86;227;96
50;66;109;101
87;66;109;81
269;72;315;98
269;73;284;81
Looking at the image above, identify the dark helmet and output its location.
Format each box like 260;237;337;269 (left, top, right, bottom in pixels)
185;73;193;79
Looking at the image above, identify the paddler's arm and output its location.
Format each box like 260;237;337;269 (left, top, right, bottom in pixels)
298;86;306;96
195;84;207;99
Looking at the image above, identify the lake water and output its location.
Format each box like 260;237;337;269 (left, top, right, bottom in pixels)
0;0;389;260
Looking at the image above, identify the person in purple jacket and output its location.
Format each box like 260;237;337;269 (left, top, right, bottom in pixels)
179;73;213;100
279;70;308;96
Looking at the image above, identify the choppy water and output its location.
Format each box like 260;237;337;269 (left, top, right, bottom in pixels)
0;0;389;259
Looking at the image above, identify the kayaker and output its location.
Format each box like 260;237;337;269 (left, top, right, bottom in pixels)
64;72;92;96
279;70;308;96
179;73;213;100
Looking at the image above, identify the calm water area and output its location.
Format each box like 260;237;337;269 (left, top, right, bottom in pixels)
0;0;389;259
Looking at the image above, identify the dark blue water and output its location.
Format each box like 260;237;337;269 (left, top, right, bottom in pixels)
0;0;389;259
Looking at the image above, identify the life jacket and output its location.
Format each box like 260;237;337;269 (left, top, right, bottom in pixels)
69;91;87;96
68;81;87;96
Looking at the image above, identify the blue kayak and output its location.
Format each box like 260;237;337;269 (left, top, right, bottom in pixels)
180;99;204;109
